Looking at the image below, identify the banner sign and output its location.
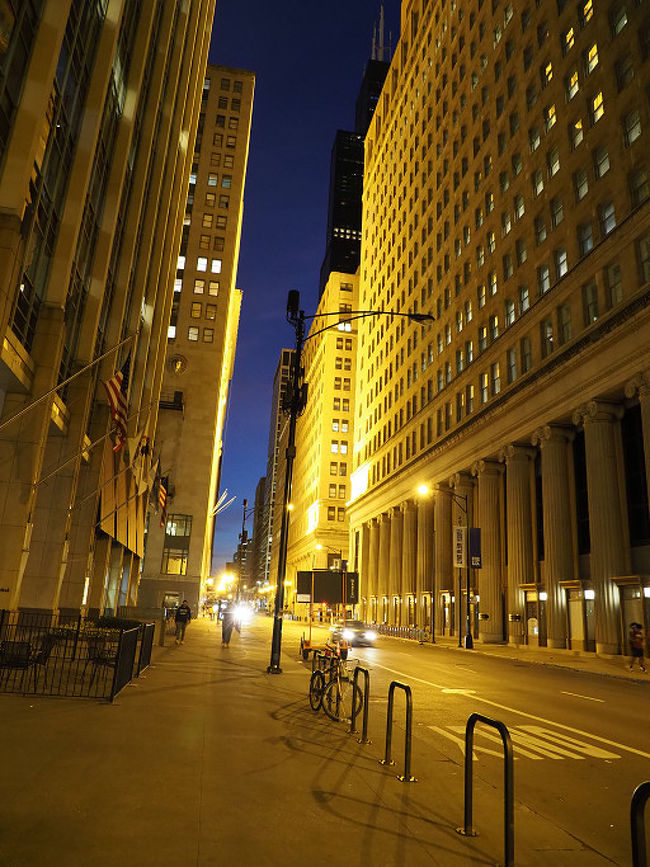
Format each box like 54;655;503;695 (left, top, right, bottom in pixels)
469;528;482;568
453;526;466;568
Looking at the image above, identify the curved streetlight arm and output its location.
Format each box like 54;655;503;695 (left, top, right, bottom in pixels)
302;310;434;343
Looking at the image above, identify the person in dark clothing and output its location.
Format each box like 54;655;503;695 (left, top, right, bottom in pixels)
221;606;239;647
629;622;646;671
174;600;192;645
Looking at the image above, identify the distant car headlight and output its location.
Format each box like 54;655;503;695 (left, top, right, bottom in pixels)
342;629;354;641
364;631;377;641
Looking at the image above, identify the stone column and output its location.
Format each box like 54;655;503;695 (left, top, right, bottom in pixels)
401;499;417;602
531;426;574;648
378;513;391;620
499;445;535;646
416;493;434;629
359;522;371;617
86;534;111;619
472;460;504;643
434;483;453;635
625;372;650;513
389;506;403;624
368;517;380;612
573;401;627;654
103;543;124;614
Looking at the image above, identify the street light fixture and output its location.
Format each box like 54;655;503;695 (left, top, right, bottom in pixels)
267;290;435;674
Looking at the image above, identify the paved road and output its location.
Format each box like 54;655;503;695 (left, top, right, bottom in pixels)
281;617;650;863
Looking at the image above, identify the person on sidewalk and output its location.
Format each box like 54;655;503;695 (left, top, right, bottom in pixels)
174;600;192;645
628;622;646;671
221;606;239;647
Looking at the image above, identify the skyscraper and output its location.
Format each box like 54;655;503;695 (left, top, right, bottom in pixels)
138;65;254;612
348;0;650;659
0;1;217;615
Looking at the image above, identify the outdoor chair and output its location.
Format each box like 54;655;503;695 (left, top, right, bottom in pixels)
30;633;57;691
83;636;118;688
0;640;31;690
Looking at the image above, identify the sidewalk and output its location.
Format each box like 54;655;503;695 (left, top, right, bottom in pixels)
0;617;637;866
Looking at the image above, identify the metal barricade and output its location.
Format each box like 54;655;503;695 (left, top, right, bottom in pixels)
456;712;514;867
109;628;139;701
631;780;650;866
136;622;155;675
379;680;416;782
350;666;372;743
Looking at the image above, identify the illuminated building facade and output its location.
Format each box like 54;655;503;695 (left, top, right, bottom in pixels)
0;0;216;615
285;272;359;609
348;0;650;656
138;64;254;612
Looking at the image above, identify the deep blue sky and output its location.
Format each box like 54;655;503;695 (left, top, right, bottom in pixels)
208;1;400;571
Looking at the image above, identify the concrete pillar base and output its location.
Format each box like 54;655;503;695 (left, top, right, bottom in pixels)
596;641;620;656
546;637;567;649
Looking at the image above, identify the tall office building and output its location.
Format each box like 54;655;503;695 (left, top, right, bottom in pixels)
0;0;216;615
318;16;390;298
261;350;293;584
138;64;254;612
348;0;650;658
250;474;267;586
285;273;359;607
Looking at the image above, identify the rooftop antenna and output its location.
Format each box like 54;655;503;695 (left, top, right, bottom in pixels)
371;22;377;59
378;3;385;61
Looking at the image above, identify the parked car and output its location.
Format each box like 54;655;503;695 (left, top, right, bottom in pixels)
329;621;377;647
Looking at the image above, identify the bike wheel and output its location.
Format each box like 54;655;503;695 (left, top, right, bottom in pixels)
322;678;362;722
309;669;325;712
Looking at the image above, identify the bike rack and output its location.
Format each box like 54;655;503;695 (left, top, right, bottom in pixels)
456;712;514;867
379;681;416;782
350;666;372;743
631;780;650;866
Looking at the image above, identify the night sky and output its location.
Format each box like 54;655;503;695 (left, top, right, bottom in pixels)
207;1;400;571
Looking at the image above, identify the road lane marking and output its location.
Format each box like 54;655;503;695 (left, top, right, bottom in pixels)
369;660;650;760
441;688;477;695
561;690;604;703
430;725;620;761
428;726;511;760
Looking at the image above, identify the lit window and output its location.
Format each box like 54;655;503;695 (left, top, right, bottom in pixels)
586;43;598;74
563;27;575;53
191;302;201;318
197;257;207;271
222;175;232;188
543;61;553;85
599;201;616;236
533;169;544;197
188;327;199;341
207;173;218;186
203;328;214;343
591;92;604;124
211;259;222;273
582;0;594;25
209;281;219;296
177;255;186;270
547;146;560;177
574;168;589;201
571;118;584;149
566;70;579;100
544;103;557;130
554;247;568;279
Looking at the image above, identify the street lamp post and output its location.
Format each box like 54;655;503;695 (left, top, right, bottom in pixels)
267;290;434;674
452;493;473;650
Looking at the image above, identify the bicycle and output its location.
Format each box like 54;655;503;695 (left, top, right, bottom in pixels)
308;647;336;712
321;656;362;723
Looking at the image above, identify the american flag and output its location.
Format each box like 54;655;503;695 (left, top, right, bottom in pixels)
102;354;131;452
159;475;168;528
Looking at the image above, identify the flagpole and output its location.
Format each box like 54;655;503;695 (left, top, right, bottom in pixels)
0;331;138;435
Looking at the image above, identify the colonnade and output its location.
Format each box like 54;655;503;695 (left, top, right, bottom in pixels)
353;377;650;656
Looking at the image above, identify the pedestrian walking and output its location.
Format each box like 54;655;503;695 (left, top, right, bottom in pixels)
174;600;192;645
221;606;237;647
628;622;646;671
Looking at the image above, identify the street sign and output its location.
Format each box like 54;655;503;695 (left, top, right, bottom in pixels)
296;570;359;604
453;526;466;568
469;528;482;568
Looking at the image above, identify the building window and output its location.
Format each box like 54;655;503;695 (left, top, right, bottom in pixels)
544;103;557;130
203;328;214;343
605;262;623;307
161;514;192;574
590;91;604;124
570;118;584;149
194;279;205;294
535;215;547;245
548;146;560;177
593;145;610;178
630;169;650;207
599;201;616;236
616;55;634;91
205;303;217;320
578;222;594;255
623;110;642;147
574;168;589;201
207;173;218;186
541;319;554;357
197;257;207;271
507;348;517;383
191;302;202;318
583;281;599;324
202;213;213;228
491;362;501;395
211;258;222;273
188;327;199;341
479;371;489;404
565;69;579;101
610;4;628;35
327;507;336;521
585;42;598;74
558;304;572;344
640;235;650;282
199;234;210;250
538;264;551;295
550;197;564;228
554;247;568;279
222;174;232;188
505;298;515;326
518;284;530;314
209;281;219;296
330;440;339;453
521;336;532;372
